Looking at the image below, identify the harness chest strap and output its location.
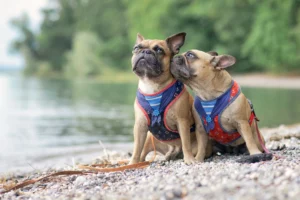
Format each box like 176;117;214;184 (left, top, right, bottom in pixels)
136;80;195;141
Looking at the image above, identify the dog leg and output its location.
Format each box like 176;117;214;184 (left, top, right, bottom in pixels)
236;121;262;155
171;146;181;160
165;145;175;161
141;133;172;162
235;120;273;163
129;121;149;164
251;121;266;152
177;119;196;164
164;145;182;161
205;139;213;158
140;132;154;162
195;128;208;162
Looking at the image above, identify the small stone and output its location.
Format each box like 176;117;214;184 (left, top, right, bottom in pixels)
83;182;89;187
173;189;182;198
69;175;77;182
74;176;86;185
164;191;174;199
248;172;259;180
260;179;272;186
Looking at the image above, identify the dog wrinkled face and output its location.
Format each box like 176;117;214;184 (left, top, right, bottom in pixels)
132;40;166;78
171;50;211;83
171;50;236;83
132;33;186;79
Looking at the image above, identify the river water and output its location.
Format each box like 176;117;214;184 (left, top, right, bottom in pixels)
0;74;299;173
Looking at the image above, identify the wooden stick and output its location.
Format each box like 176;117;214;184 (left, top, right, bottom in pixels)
1;171;88;194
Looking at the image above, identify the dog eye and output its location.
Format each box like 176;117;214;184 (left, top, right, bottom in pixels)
186;52;195;58
133;46;139;51
154;46;163;54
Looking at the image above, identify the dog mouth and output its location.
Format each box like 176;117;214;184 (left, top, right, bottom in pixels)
133;57;146;71
132;54;163;78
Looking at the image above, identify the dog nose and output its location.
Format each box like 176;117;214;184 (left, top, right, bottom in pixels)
142;49;152;54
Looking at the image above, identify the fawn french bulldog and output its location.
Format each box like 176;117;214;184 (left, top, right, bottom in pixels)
170;50;272;163
129;33;198;165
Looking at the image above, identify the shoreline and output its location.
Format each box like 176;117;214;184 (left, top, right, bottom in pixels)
233;74;300;89
1;124;299;199
6;72;300;89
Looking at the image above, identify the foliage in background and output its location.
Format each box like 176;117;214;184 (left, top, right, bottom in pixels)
10;0;300;78
65;31;104;78
10;14;40;75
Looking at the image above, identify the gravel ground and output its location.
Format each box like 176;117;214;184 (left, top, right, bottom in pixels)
1;124;299;200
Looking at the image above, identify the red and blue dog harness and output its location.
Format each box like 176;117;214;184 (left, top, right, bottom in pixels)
194;81;255;145
136;80;195;141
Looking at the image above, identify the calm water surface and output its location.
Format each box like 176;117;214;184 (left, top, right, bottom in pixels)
0;74;300;172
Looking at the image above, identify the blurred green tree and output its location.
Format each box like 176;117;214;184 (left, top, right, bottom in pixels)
75;0;131;70
242;0;300;72
10;0;300;77
37;0;77;72
65;31;104;78
10;14;40;75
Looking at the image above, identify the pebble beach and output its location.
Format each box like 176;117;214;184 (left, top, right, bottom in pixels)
1;124;299;200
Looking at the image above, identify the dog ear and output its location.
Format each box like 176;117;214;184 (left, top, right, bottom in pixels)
136;33;144;44
166;32;186;54
207;51;218;56
210;55;236;69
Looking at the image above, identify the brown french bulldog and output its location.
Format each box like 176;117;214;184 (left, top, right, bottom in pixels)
170;50;272;163
129;33;198;165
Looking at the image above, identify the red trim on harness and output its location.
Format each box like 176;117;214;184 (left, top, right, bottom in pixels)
249;112;255;125
138;79;177;96
229;81;239;101
135;99;150;126
163;86;186;133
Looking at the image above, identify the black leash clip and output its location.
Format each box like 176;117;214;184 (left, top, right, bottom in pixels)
247;99;259;121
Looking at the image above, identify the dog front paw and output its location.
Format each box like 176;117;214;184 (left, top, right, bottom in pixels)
129;158;139;165
195;154;205;162
184;155;196;165
195;151;206;162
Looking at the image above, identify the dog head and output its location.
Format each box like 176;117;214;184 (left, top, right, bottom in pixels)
132;32;186;80
170;50;236;84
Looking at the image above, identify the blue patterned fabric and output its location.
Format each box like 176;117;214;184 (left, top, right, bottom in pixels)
137;80;195;141
145;95;162;116
201;100;217;116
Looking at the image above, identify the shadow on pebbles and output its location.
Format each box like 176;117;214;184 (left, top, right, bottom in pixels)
1;125;300;200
